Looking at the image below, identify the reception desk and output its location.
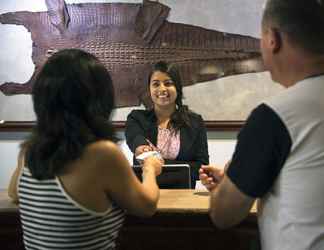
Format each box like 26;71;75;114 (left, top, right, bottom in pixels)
0;189;259;250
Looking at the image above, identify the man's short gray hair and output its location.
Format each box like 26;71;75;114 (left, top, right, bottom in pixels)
262;0;324;54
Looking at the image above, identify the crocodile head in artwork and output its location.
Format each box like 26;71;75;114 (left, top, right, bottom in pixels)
0;0;265;107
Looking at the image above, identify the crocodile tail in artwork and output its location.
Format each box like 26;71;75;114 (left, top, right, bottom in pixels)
150;21;265;85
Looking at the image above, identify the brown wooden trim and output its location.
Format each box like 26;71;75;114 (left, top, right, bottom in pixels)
0;121;35;132
204;121;244;131
0;121;244;132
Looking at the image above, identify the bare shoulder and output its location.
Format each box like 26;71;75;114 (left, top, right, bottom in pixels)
83;140;131;174
82;141;131;187
85;140;123;162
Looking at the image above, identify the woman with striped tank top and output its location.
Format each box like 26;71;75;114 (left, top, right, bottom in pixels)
8;49;163;250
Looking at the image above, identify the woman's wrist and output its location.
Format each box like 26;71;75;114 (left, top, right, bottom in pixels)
142;167;156;177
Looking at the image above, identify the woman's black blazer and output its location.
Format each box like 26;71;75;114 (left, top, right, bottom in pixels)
125;109;209;186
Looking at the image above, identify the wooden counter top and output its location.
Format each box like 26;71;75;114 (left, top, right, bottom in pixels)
158;189;257;214
0;189;257;214
0;189;259;250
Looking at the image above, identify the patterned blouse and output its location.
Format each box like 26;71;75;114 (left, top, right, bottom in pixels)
156;127;180;160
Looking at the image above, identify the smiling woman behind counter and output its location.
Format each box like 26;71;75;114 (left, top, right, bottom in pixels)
125;61;209;188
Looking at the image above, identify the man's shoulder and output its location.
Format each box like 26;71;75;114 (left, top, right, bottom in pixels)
244;103;284;132
264;89;292;110
264;78;320;113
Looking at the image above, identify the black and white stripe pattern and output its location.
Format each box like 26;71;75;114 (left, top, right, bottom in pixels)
18;167;125;250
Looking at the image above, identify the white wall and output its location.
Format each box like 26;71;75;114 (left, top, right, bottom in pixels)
0;140;21;189
0;131;237;189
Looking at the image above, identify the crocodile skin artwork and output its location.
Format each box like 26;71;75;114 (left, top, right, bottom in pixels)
0;0;265;107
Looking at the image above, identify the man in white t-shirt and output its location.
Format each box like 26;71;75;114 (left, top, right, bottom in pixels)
200;1;324;249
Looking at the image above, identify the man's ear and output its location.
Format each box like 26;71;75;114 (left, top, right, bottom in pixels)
268;28;282;53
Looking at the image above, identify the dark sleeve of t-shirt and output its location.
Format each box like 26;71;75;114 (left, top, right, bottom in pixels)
226;103;292;198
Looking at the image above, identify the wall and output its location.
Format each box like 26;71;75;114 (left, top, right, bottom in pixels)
0;0;283;122
0;131;237;189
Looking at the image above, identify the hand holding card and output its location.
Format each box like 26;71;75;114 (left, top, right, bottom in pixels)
136;151;163;162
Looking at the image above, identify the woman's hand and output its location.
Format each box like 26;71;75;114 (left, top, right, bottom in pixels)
143;156;164;177
135;145;153;156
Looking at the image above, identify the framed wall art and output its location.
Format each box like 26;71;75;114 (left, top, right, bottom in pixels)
0;0;283;131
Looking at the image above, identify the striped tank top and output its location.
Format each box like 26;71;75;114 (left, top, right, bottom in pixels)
18;167;125;250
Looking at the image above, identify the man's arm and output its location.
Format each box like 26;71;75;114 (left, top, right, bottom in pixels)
209;174;255;229
202;104;292;228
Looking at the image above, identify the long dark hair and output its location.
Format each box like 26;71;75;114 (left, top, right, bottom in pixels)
24;49;116;180
148;61;192;131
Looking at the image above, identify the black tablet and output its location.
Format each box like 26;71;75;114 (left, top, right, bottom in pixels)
132;164;191;189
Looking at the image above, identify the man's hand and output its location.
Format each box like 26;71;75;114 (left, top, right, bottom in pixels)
199;165;225;191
